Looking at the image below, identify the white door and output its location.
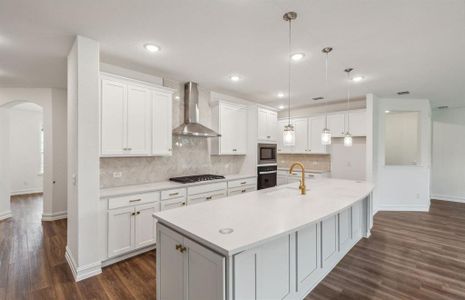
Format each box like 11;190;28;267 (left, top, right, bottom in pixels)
293;118;308;153
328;113;346;138
185;238;226;300
308;116;327;154
108;206;134;257
267;110;278;142
349;110;367;136
257;108;269;141
152;91;173;156
135;203;159;248
234;106;248;154
158;227;186;300
101;79;126;155
126;85;151;155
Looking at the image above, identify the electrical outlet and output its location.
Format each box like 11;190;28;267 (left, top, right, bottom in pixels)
113;172;123;178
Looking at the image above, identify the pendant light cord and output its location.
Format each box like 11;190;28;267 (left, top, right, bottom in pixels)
346;70;351;132
288;18;292;126
324;52;329;128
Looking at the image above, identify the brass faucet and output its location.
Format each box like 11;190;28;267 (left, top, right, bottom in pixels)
289;162;306;195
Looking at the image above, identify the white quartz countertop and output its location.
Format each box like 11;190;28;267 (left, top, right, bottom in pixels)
100;174;256;198
153;178;374;256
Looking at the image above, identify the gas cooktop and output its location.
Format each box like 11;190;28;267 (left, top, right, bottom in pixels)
169;174;225;184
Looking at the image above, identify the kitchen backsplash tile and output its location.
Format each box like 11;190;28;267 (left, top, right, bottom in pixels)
277;154;331;171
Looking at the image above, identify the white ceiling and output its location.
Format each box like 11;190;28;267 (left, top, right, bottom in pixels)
0;0;464;108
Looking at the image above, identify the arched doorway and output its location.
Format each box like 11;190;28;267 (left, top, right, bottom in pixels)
0;99;50;221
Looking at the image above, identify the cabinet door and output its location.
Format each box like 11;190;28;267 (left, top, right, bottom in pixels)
126;85;151;155
158;226;186;300
308;116;327;154
321;215;338;268
257;108;269;141
297;223;321;291
338;207;352;252
219;104;236;155
135;203;159;248
328;113;346;138
108;207;134;257
349;110;367;136
101;79;126;155
293;118;308;153
267;110;278;142
234;106;248;154
185;238;226;300
152;91;173;156
277;119;293;154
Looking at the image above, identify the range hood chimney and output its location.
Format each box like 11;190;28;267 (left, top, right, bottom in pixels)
172;82;221;137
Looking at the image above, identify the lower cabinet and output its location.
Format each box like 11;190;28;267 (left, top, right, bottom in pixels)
158;224;225;300
108;202;159;258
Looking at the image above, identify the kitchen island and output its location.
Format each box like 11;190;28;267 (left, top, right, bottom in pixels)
153;178;374;300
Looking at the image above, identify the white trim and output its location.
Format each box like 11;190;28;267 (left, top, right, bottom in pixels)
102;244;156;267
10;188;43;196
374;203;431;214
0;210;12;221
65;246;102;282
431;194;465;203
42;211;67;221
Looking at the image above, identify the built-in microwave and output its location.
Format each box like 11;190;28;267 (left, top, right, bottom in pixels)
257;143;277;165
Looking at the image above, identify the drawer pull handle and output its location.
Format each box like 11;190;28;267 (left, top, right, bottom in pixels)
129;199;142;203
169;192;179;196
241;190;246;193
206;196;213;200
240;181;247;185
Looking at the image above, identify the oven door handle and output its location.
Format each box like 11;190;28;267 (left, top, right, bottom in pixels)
259;170;277;175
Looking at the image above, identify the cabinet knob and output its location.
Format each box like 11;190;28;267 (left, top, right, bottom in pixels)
181;202;186;206
175;244;187;253
241;189;246;193
131;212;136;216
206;196;212;200
137;211;140;215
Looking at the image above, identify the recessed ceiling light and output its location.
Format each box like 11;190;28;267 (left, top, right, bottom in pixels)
397;91;410;95
144;43;161;53
385;110;391;113
278;105;285;109
277;92;285;98
230;75;241;82
290;53;305;62
352;76;364;82
312;96;324;101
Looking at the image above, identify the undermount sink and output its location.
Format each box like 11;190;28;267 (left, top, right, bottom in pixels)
265;186;309;197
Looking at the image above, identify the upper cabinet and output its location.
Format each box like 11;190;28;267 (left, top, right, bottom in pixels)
327;113;345;138
348;109;367;136
100;73;174;157
277;116;327;154
211;101;248;155
258;107;278;142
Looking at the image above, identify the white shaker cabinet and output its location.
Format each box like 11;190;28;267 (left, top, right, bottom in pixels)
308;116;327;154
327;113;346;138
126;85;151;155
348;109;367;136
258;107;278;142
211;101;248;155
107;206;135;257
152;90;173;156
158;224;225;300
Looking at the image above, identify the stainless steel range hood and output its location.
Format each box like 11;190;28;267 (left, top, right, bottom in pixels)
172;82;221;137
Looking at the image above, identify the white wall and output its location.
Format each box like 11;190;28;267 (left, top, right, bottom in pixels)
0;108;11;220
8;106;43;195
330;137;366;180
385;112;420;166
66;36;101;281
431;106;465;202
371;97;432;212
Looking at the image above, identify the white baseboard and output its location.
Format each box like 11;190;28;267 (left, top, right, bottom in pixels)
10;189;43;196
431;194;465;203
374;203;431;213
65;246;102;282
42;211;67;221
0;210;12;221
102;244;156;267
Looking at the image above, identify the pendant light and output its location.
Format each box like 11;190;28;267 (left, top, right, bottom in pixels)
282;11;297;146
321;47;333;145
343;68;353;147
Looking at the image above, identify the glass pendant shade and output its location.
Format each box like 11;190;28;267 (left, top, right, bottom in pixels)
321;128;332;145
283;124;295;146
343;132;353;147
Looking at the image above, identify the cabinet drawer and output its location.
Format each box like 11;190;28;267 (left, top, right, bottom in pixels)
161;197;187;211
108;192;160;209
228;186;256;197
228;177;257;189
187;190;227;206
188;182;227;196
161;188;186;201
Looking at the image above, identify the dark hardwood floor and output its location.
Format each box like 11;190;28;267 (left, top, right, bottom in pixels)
2;195;465;299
